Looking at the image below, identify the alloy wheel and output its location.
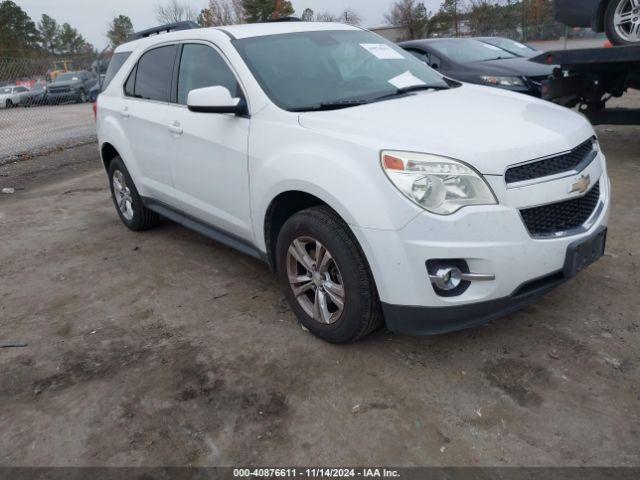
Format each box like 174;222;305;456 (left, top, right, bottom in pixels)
286;236;346;325
614;0;640;42
112;170;134;221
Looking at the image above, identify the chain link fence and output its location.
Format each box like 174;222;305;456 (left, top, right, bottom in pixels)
0;53;110;164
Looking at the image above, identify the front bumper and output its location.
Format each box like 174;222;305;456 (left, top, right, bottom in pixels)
351;156;611;334
382;269;567;335
47;91;81;103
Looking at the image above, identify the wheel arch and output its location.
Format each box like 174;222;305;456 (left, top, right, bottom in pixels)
100;142;120;172
262;190;349;271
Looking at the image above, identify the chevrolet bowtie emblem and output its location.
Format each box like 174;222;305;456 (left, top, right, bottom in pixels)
569;174;591;194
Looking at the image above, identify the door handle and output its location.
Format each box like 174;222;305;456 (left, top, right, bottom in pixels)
120;107;130;118
168;121;183;135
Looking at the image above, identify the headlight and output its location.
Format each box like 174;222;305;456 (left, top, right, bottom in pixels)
381;151;497;215
480;75;525;87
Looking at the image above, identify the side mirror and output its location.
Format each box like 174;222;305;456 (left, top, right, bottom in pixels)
187;86;247;115
431;63;439;70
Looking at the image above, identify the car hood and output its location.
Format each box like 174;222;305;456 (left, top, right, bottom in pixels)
471;57;554;77
50;80;80;88
298;83;593;175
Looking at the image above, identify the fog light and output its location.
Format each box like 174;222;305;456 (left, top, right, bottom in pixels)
426;259;495;297
430;266;463;291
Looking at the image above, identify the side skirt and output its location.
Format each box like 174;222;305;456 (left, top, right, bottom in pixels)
142;197;268;263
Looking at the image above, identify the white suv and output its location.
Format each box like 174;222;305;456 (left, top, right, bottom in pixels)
96;22;610;343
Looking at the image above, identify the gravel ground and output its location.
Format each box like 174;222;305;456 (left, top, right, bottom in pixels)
0;103;95;164
0;110;638;467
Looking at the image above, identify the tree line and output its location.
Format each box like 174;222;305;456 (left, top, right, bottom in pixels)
0;0;94;58
385;0;565;42
1;0;566;60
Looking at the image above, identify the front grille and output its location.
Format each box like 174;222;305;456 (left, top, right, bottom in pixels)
49;87;71;94
520;181;600;237
505;138;595;184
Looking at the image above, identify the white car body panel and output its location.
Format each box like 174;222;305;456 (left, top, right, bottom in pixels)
298;83;595;175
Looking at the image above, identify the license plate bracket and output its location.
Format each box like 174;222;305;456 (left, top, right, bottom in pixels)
563;227;607;278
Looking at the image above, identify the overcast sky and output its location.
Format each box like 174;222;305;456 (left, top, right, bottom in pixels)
20;0;441;50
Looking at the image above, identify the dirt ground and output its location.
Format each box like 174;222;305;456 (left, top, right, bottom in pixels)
0;117;639;467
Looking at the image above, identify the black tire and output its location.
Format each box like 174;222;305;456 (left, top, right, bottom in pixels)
276;206;383;343
77;89;87;103
605;0;640;45
108;156;160;231
5;99;13;108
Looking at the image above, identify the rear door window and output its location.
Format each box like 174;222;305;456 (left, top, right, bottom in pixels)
176;43;239;105
133;45;177;102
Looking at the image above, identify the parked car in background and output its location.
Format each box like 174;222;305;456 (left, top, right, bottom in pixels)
46;71;94;104
89;74;105;102
554;0;640;45
18;82;48;107
97;22;609;343
474;37;539;57
400;38;553;97
0;85;29;108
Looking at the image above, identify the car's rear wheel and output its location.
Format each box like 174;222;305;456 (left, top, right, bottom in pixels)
276;206;383;343
605;0;640;45
108;156;160;231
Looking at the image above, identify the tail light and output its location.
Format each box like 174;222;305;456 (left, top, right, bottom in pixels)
92;102;97;122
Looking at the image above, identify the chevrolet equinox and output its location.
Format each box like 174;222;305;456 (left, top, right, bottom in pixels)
96;22;610;343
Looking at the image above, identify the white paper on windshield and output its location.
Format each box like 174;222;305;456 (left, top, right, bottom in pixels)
360;43;405;60
484;44;503;51
388;71;426;90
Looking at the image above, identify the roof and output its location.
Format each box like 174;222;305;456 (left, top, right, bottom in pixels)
217;21;359;39
399;37;481;47
116;21;361;52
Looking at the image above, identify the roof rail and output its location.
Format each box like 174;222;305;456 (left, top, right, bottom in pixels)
266;16;302;22
130;21;200;41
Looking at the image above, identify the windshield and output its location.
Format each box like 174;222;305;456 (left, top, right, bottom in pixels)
429;39;516;63
234;30;449;111
481;38;536;55
0;87;12;94
56;73;80;82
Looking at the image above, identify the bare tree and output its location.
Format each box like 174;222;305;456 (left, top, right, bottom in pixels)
198;0;244;26
339;8;362;25
315;11;338;22
155;0;197;24
385;0;432;40
300;8;314;21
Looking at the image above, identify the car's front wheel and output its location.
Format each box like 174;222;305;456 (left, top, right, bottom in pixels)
605;0;640;45
276;206;383;343
78;89;87;103
108;156;160;231
5;99;13;108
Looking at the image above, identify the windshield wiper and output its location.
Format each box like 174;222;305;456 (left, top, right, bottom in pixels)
290;84;449;112
368;84;449;104
289;99;368;112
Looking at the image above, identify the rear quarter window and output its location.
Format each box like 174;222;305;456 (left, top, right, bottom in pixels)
103;52;131;91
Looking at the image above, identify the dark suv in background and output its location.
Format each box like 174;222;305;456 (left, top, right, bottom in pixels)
46;71;95;104
554;0;640;45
